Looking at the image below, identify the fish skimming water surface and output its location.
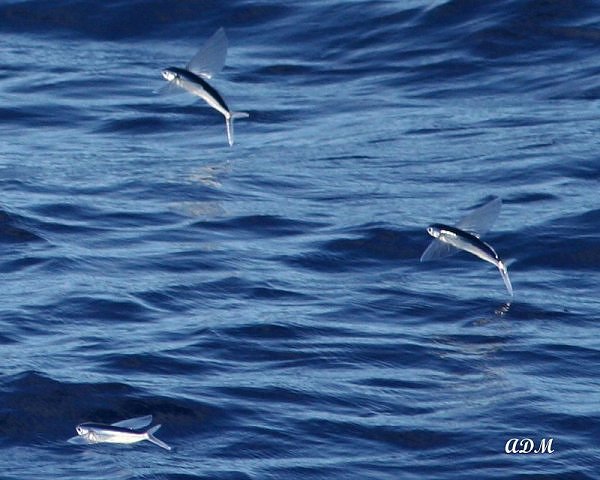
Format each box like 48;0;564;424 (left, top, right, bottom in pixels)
420;196;513;297
67;415;171;450
160;27;248;146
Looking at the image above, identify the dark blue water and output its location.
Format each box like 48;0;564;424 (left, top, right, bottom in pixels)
1;0;599;478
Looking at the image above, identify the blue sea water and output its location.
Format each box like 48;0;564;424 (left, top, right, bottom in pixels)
0;0;599;478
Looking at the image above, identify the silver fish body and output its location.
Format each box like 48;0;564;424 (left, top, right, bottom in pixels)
421;197;513;297
162;67;230;119
427;223;500;265
68;415;171;451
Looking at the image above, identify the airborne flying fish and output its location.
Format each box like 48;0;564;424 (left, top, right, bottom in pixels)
420;196;513;296
67;414;171;451
160;27;248;146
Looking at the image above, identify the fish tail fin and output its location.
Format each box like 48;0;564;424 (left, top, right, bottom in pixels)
146;424;172;451
225;111;249;146
498;260;513;297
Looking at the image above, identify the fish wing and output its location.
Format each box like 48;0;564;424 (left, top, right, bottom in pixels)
67;435;91;445
455;196;502;237
420;238;460;262
154;81;186;96
186;27;228;79
111;415;153;430
420;196;502;261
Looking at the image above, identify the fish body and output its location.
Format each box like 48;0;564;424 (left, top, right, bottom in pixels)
68;415;171;451
421;197;513;296
160;28;248;146
427;223;500;264
162;67;230;119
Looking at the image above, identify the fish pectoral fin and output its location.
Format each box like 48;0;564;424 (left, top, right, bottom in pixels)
186;27;228;78
154;81;187;97
420;239;459;262
112;415;153;429
67;435;90;445
455;196;502;238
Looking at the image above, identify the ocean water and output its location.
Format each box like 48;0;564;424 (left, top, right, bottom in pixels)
0;0;599;478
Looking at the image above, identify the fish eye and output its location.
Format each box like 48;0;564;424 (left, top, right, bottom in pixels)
161;70;176;81
427;226;441;238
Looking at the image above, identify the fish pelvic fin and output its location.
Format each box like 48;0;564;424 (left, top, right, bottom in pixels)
146;424;172;451
225;111;249;146
497;260;513;297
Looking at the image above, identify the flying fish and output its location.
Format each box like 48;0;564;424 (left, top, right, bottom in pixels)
160;27;248;146
67;414;171;450
420;196;513;296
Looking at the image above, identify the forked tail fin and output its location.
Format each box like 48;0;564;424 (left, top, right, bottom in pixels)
498;260;513;297
225;111;249;146
146;424;172;451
